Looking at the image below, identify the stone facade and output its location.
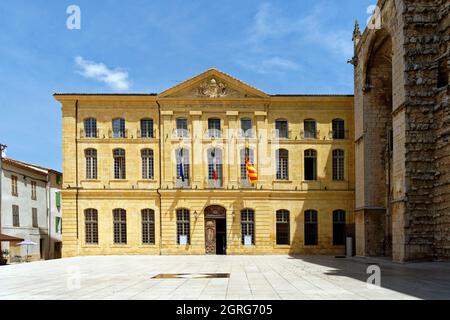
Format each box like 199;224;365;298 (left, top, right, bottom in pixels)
55;69;355;257
353;0;449;261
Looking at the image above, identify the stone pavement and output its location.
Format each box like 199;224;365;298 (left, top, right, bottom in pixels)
1;255;449;300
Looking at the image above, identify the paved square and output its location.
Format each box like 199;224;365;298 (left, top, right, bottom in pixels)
1;255;449;300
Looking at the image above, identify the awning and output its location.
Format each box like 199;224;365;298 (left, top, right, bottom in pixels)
0;233;24;242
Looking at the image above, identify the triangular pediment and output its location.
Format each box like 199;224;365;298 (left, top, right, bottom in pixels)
158;69;268;99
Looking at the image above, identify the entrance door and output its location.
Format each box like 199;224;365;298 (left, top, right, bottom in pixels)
205;219;216;254
204;205;227;255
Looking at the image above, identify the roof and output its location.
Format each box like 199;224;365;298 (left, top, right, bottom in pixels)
2;158;61;175
0;233;24;242
53;68;354;98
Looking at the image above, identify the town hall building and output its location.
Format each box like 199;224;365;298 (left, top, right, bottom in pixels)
55;69;355;256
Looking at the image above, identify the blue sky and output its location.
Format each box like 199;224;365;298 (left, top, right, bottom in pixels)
0;0;374;171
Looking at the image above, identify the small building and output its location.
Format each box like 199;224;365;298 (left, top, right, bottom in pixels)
0;157;62;262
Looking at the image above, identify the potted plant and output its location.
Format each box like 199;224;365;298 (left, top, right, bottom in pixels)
0;249;9;265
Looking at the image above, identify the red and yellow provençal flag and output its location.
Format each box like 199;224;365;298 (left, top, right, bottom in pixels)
246;159;258;184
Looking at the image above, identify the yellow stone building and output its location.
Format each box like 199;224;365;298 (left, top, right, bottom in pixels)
55;69;354;257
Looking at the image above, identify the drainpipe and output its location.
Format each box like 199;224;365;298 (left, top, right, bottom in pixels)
75;100;80;253
0;144;7;254
156;101;162;255
46;172;51;260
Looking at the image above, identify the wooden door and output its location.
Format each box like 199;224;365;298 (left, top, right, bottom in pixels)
205;219;216;254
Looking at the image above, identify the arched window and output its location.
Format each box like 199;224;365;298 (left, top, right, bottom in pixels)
333;210;346;246
141;149;154;179
207;118;221;138
142;209;155;245
332;149;345;181
241;118;252;138
140;118;154;138
207;148;223;187
85;149;97;180
304;119;317;139
175;148;190;187
113;148;126;179
304;149;317;181
276;149;289;180
304;210;318;245
85;209;98;244
241;209;255;245
176;208;190;245
113;209;127;244
176;117;188;138
332;119;345;139
240;148;255;187
275;119;289;139
84;118;97;138
112;118;126;138
276;210;290;245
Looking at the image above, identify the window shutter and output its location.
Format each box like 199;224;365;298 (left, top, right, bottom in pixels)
56;192;61;208
56;174;62;185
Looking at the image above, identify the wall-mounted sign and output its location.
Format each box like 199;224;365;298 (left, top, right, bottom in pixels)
179;235;188;245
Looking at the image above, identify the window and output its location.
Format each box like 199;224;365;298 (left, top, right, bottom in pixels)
141;149;154;179
240;148;255;187
140;118;154;138
208;118;221;138
55;216;62;234
304;119;317;139
241;209;255;245
11;175;18;196
304;210;318;245
332;119;345;139
31;181;37;200
84;118;97;138
113;209;127;244
176;209;190;244
275;119;289;138
85;209;98;244
276;149;289;180
32;208;38;228
304;149;317;181
112;118;126;138
332;149;345;181
437;57;448;88
12;205;19;227
241;118;252;138
276;210;290;245
176;148;190;187
113;149;126;179
333;210;346;246
85;149;97;180
142;209;155;244
176;118;188;138
207;148;223;187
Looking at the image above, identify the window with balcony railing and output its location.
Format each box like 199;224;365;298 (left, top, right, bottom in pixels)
275;119;289;139
304;119;317;139
84;118;97;138
140;118;154;138
112;118;126;138
332;119;345;139
207;118;221;138
240;118;253;138
175;118;189;138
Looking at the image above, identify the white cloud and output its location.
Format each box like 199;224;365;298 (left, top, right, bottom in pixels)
74;56;131;90
238;57;300;74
